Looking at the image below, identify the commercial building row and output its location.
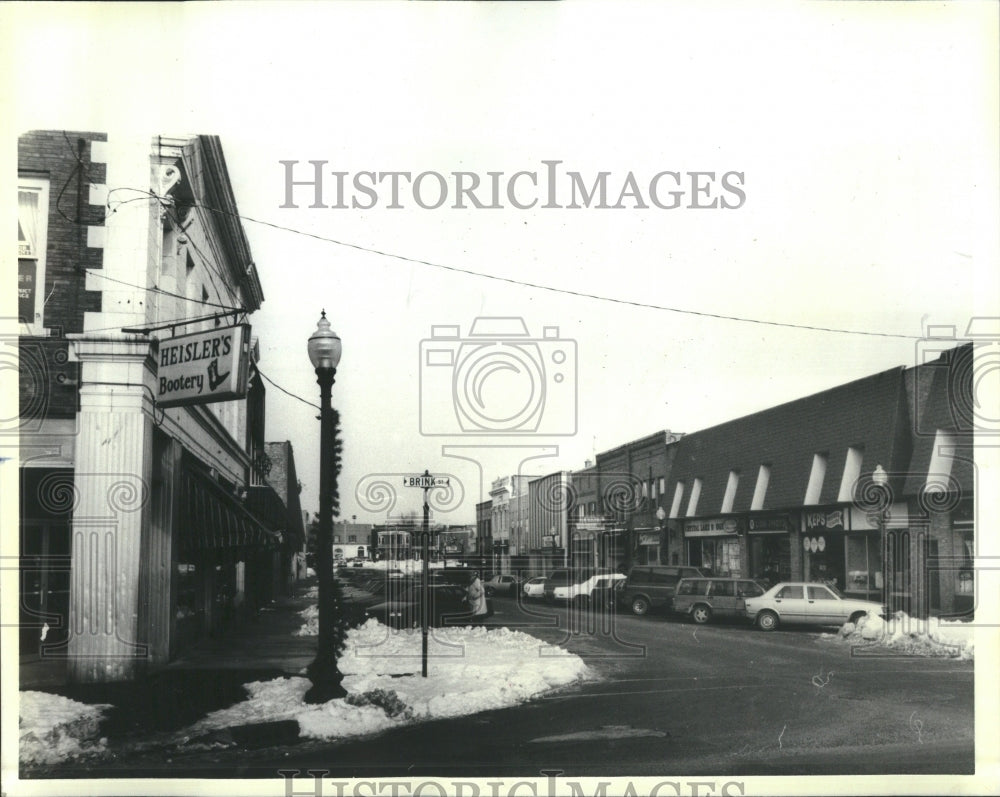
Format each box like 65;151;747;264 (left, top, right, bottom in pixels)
477;344;977;618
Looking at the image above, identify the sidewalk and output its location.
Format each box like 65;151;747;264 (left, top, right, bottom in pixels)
20;578;320;746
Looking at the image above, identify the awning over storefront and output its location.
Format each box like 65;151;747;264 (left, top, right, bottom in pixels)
179;467;281;552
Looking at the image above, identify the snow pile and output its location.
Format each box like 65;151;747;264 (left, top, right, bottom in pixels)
186;618;591;742
19;691;112;766
838;610;974;659
295;604;319;636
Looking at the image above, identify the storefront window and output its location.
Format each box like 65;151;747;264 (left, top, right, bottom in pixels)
689;538;741;577
803;532;845;589
845;533;883;599
956;528;973;595
176;561;198;621
749;535;790;587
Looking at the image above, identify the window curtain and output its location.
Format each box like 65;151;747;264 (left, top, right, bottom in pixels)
18;190;39;256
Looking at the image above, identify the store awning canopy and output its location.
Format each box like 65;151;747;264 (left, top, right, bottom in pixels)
179;467;281;552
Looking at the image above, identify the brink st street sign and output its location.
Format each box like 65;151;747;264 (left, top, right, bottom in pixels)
404;474;450;488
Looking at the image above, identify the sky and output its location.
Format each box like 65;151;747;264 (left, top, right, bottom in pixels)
3;2;998;526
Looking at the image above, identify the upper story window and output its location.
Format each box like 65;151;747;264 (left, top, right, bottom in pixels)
669;482;685;519
685;478;703;517
750;464;771;511
18;180;50;333
838;446;865;503
721;470;740;514
804;453;828;505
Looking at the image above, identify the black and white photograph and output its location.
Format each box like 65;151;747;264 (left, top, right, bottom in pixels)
2;2;998;796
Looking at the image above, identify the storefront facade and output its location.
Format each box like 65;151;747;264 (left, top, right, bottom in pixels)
664;367;916;607
17;131;282;682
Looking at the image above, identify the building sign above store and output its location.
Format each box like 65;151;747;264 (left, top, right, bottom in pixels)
804;509;846;533
684;517;740;537
156;324;251;408
747;514;791;533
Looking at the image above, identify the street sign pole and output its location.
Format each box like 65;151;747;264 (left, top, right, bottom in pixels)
403;469;450;678
422;482;430;678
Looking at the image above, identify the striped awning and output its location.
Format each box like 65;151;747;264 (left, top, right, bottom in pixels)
178;467;281;552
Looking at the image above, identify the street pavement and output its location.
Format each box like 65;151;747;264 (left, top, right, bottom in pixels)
27;580;974;779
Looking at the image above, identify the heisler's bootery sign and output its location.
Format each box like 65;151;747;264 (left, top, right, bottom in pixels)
156;324;251;408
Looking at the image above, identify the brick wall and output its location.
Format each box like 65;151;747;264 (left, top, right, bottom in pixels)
18;131;107;334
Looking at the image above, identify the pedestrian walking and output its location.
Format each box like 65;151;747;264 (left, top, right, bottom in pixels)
466;571;489;623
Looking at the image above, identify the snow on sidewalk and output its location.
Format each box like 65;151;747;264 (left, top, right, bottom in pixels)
184;618;592;741
19;691;112;766
831;609;974;659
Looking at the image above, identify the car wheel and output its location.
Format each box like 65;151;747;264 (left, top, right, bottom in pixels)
692;604;712;625
757;610;779;631
485;586;495;597
848;611;866;625
631;596;650;616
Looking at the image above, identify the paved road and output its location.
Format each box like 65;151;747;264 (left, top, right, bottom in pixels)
274;596;974;777
88;593;973;778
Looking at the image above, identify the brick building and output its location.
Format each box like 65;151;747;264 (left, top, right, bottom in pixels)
17;131;285;682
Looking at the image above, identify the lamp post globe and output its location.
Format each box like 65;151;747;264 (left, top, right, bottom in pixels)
308;310;342;372
305;310;346;703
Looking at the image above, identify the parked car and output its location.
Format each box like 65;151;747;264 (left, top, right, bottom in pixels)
364;583;493;629
484;574;522;597
619;565;705;616
428;567;477;587
522;576;548;600
743;582;886;631
545;568;626;607
672;576;767;624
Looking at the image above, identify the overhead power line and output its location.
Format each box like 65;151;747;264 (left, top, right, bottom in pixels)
108;186;923;341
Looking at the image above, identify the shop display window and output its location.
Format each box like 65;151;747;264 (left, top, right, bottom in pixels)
845;534;883;598
956;529;973;596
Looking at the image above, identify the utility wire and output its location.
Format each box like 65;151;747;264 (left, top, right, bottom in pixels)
193;202;923;341
101;186;924;341
257;367;320;411
85;269;243;311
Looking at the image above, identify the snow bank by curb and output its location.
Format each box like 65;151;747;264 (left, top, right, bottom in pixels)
19;691;112;766
836;610;974;659
186;618;592;741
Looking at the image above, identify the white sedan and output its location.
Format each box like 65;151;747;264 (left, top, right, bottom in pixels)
743;582;886;631
522;576;548;600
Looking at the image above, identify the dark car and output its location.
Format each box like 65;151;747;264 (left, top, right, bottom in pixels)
619;565;706;615
484;574;523;597
364;583;492;629
672;576;767;624
428;568;477;587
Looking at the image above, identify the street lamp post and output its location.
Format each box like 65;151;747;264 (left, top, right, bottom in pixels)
305;311;347;703
872;464;890;612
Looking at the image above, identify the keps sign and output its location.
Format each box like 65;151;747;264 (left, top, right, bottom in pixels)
156;324;251;408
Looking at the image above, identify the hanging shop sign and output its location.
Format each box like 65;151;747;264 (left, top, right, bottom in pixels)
803;535;827;553
747;514;791;533
684;517;740;537
156;324;251;408
804;509;846;533
638;532;661;546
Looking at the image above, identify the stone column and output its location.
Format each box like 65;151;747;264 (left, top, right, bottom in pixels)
65;334;156;682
